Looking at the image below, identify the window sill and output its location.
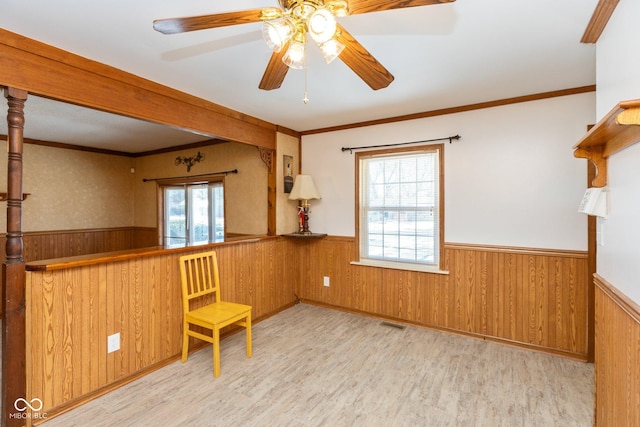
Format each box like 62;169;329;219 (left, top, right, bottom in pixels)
350;259;449;275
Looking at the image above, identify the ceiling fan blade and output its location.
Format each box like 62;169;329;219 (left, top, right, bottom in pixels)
347;0;455;16
335;25;394;90
259;45;290;90
153;10;265;34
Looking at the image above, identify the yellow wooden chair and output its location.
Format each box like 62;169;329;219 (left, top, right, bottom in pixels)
179;250;252;377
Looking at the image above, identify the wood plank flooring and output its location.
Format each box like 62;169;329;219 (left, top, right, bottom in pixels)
37;304;594;426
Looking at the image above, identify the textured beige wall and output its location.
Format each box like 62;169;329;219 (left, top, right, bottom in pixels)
0;141;268;235
133;141;268;235
0;144;135;233
276;132;301;234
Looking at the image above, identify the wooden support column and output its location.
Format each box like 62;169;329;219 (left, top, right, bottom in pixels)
2;87;27;427
258;146;277;236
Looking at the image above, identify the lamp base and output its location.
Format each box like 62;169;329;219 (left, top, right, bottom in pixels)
297;201;313;235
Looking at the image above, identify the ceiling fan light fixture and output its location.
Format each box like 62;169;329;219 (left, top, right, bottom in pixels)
325;0;349;17
260;7;283;20
307;8;337;44
282;38;307;69
318;38;345;64
291;2;317;20
262;18;295;52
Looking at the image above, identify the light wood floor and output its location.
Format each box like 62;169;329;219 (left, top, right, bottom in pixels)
37;304;594;426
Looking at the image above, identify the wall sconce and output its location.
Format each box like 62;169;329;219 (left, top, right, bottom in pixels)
175;151;205;172
288;174;321;234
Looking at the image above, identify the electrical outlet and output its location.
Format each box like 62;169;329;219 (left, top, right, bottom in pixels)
107;333;120;353
323;276;330;287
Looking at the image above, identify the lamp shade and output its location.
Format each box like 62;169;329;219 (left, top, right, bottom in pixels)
318;38;345;64
282;39;306;69
288;175;321;200
262;18;295;52
307;8;337;44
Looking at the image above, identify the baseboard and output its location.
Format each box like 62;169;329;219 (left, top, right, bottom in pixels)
300;299;590;362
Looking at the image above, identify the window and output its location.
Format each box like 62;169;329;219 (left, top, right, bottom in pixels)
356;144;443;271
161;179;224;247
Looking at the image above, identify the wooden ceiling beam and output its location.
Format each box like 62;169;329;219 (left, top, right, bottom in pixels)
0;28;277;150
581;0;620;44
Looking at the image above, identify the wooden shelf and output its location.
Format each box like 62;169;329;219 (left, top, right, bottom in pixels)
573;99;640;187
282;233;327;239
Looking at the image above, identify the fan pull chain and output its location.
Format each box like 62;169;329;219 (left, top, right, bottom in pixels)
303;54;309;104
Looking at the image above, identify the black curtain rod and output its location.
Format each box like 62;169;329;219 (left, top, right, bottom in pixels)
142;169;238;182
341;134;460;153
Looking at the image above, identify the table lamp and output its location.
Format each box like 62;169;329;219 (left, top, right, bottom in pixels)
288;174;321;234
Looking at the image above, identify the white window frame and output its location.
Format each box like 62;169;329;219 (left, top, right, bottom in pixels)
158;176;225;248
354;144;446;273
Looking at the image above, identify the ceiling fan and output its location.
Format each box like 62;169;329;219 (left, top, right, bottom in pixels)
154;0;455;91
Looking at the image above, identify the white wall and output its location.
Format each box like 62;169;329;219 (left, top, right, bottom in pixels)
594;0;640;303
302;92;595;250
595;0;640;118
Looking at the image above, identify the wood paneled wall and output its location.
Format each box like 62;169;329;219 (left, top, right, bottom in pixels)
0;227;158;264
594;274;640;426
23;234;592;418
0;227;158;318
297;237;589;358
25;237;297;415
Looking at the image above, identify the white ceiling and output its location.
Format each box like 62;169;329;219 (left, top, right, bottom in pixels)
0;0;598;153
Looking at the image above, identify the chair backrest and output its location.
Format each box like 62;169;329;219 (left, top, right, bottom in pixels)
179;251;221;310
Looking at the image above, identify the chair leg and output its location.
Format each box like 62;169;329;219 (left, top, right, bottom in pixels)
181;320;189;363
213;327;220;377
246;313;252;358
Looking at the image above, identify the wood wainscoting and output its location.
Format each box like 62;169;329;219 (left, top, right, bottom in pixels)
25;237;298;417
0;226;158;263
0;227;158;318
297;236;589;359
594;274;640;425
